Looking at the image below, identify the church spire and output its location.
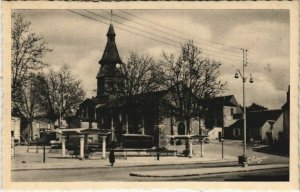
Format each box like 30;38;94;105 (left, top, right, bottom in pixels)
96;18;123;97
106;10;116;40
106;24;116;40
98;22;122;68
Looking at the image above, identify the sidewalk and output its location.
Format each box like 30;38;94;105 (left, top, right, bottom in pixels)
12;146;236;171
129;164;289;177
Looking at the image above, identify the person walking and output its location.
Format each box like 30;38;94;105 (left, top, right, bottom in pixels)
109;141;116;166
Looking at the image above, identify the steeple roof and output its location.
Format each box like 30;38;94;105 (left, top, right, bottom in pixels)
107;24;116;36
98;24;122;68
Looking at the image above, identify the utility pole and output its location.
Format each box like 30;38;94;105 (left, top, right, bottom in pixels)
235;48;253;167
242;48;247;167
222;96;225;159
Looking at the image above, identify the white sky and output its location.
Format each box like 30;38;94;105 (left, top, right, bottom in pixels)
14;9;290;109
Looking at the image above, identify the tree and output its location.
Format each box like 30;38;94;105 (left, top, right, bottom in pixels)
119;52;165;97
14;73;43;141
11;13;51;105
163;41;226;134
38;65;85;127
118;52;165;133
247;103;268;112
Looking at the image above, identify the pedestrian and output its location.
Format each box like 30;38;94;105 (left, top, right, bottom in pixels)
109;141;116;166
109;149;115;166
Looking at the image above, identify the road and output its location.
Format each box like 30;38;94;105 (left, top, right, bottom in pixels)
12;141;289;182
12;162;289;182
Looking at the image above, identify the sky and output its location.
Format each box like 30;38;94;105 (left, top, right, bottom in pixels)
13;9;290;109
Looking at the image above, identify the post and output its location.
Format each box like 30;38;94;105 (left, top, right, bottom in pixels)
11;131;15;158
188;139;193;158
79;135;85;160
155;125;160;160
242;49;248;167
222;97;224;159
200;140;204;157
141;118;145;135
61;135;66;158
43;129;46;163
126;113;129;134
173;138;176;156
111;114;114;141
102;136;107;159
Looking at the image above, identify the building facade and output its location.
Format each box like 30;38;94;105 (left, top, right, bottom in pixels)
75;24;249;146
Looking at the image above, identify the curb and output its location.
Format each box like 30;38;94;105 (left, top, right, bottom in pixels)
12;159;237;171
129;164;289;178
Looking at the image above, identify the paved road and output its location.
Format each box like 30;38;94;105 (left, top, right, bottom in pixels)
12;141;289;182
174;141;289;165
12;162;288;182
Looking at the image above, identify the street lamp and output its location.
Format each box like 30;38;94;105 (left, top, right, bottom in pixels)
234;48;253;167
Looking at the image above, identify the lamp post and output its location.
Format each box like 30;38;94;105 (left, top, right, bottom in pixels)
235;49;253;167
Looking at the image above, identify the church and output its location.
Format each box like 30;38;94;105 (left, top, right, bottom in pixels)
75;23;242;147
77;23;175;146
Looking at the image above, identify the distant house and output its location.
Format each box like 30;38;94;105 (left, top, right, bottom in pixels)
280;86;290;150
200;95;242;139
225;109;282;143
202;95;243;129
21;118;55;142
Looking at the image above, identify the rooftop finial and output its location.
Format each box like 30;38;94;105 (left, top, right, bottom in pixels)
110;10;113;23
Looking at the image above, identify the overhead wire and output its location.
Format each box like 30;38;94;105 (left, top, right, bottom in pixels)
116;10;289;83
118;10;241;52
67;9;179;48
87;10;243;62
248;53;287;79
86;10;183;47
101;9;242;57
67;9;289;84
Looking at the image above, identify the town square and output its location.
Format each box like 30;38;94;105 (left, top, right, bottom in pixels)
5;5;296;186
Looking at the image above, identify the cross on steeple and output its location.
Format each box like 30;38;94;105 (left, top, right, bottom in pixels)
110;10;113;23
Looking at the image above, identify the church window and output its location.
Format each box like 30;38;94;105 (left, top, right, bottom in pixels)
233;128;240;137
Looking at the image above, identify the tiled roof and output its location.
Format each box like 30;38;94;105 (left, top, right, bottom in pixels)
201;95;235;106
229;109;282;129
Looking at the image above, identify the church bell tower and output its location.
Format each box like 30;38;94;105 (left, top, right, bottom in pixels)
96;23;124;97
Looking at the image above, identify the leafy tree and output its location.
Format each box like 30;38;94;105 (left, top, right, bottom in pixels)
163;40;226;134
38;65;85;127
11;13;51;105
